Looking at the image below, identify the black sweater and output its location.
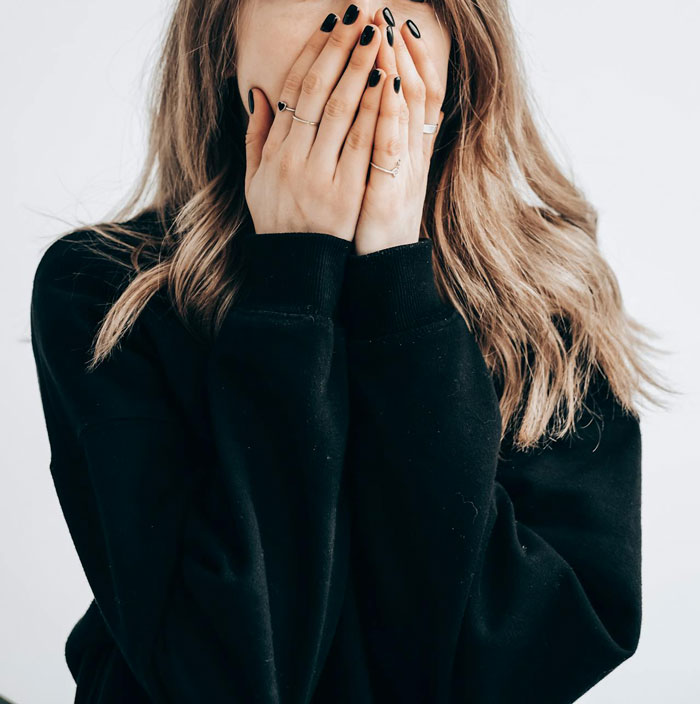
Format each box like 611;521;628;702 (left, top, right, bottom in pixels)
30;214;642;703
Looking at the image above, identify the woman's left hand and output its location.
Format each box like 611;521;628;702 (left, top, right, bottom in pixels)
353;9;445;256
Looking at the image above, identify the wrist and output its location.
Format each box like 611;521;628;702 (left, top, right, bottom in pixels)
353;232;419;256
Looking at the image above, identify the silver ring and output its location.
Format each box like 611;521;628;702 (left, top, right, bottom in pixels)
291;114;319;126
370;158;401;178
278;100;319;127
277;100;295;113
280;99;435;134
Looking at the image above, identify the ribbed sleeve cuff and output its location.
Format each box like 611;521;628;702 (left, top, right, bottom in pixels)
236;232;352;317
338;238;455;340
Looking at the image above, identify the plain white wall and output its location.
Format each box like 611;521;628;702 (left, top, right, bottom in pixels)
2;1;698;702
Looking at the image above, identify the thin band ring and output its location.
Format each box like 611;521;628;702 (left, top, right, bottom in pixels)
291;114;319;127
278;100;319;127
280;100;437;134
370;158;401;178
279;99;435;176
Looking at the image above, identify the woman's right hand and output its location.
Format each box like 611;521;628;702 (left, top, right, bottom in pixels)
243;4;390;243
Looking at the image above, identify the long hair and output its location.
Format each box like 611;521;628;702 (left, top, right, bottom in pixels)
51;0;676;451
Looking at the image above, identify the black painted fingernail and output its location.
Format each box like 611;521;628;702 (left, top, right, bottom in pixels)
360;25;375;45
386;25;394;47
247;89;254;115
410;0;426;3
321;13;337;32
406;19;421;38
382;7;395;27
393;75;401;93
343;4;359;24
368;68;381;87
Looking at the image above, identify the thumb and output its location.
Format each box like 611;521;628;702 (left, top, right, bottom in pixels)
244;87;274;193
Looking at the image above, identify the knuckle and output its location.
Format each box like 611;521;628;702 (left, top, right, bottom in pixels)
324;94;348;119
301;69;323;96
382;136;402;157
283;70;304;95
328;31;346;49
426;82;443;106
386;100;401;119
394;38;409;57
348;50;366;72
412;79;427;103
345;127;370;152
399;102;410;124
360;91;377;113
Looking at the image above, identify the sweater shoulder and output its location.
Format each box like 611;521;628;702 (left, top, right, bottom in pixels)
34;213;163;287
32;230;124;302
29;212;172;373
32;211;166;300
30;213;180;437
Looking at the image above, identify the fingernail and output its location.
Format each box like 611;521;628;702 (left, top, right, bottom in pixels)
359;25;375;45
343;4;359;24
393;75;401;94
321;13;337;32
368;68;382;87
382;7;395;27
386;25;394;47
406;19;421;38
247;88;254;115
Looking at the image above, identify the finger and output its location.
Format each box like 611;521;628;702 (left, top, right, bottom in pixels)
397;77;410;162
368;72;403;185
286;6;372;157
243;87;275;195
370;7;407;158
261;15;338;156
370;6;398;77
399;19;445;161
392;19;428;160
309;22;381;175
335;67;387;184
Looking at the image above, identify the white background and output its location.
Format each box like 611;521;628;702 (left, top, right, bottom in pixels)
2;1;698;701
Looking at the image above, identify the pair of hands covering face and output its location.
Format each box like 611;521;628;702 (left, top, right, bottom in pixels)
244;4;445;255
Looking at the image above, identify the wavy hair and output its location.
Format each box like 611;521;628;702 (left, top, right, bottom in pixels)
50;0;676;451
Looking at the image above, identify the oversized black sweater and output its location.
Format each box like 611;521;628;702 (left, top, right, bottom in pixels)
30;213;642;703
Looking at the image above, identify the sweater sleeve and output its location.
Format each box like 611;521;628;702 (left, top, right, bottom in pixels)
337;238;643;703
30;230;353;703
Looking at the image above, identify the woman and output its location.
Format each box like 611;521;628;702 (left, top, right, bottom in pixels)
30;0;672;702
